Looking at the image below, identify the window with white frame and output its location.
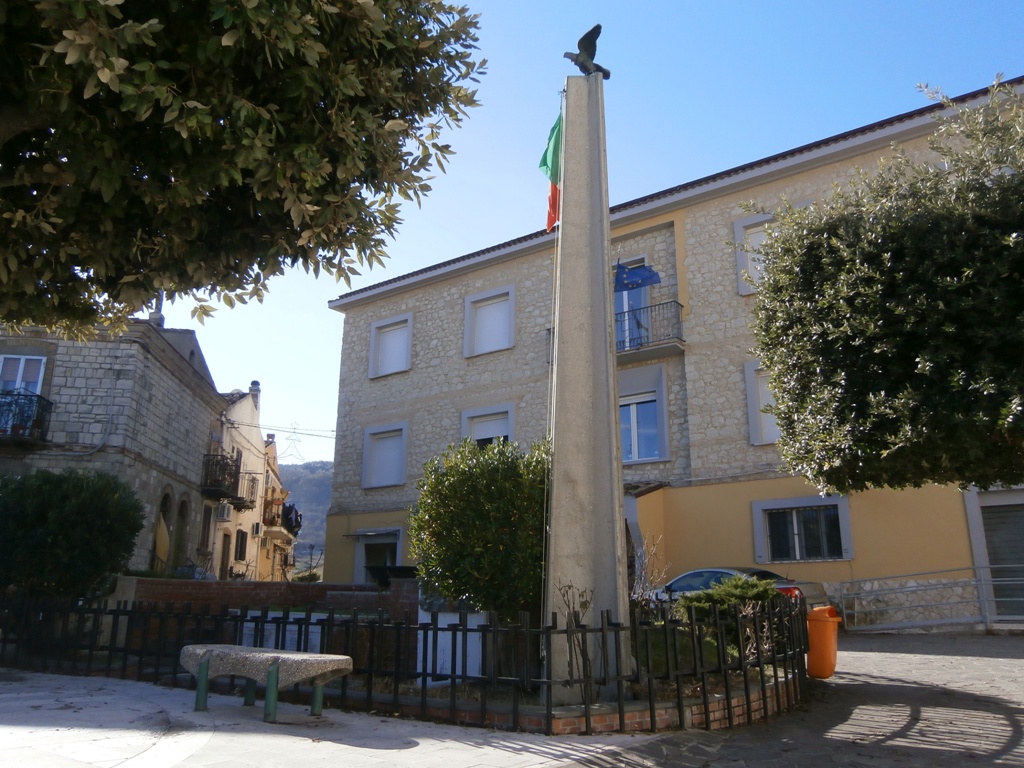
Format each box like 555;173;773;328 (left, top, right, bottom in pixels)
0;355;45;393
464;286;514;357
620;393;659;461
744;361;780;445
752;496;853;563
618;364;668;464
362;422;408;488
462;404;513;447
368;314;412;378
734;214;772;295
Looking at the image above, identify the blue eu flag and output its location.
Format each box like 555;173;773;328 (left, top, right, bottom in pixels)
614;262;661;292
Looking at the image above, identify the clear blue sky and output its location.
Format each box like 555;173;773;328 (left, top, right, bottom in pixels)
160;0;1024;463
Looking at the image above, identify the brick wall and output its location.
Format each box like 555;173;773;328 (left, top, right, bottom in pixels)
117;576;421;617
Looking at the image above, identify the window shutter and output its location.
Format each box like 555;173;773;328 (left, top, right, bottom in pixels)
751;505;768;563
469;412;509;442
472;294;510;355
367;430;404;487
376;322;408;376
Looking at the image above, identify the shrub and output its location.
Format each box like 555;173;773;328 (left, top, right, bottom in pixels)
672;574;779;616
0;469;145;598
408;438;549;622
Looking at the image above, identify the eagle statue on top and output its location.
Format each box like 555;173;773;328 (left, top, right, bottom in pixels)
564;24;611;80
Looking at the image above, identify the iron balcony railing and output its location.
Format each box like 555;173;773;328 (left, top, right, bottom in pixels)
547;301;686;364
0;389;53;443
201;453;241;499
232;472;260;510
615;301;685;353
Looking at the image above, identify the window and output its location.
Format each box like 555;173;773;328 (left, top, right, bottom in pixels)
734;214;772;295
353;529;401;584
620;394;659;461
362;422;408;488
744;361;780;445
462;404;514;447
369;314;412;378
234;530;248;562
752;496;853;563
618;364;668;464
0;355;45;393
464;286;514;357
199;506;213;551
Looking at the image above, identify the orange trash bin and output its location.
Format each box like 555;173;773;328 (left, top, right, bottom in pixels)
806;605;842;679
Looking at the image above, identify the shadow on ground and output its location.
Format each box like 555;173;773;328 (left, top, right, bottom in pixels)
583;671;1024;768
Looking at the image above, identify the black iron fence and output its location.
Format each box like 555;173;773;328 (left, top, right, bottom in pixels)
0;595;808;734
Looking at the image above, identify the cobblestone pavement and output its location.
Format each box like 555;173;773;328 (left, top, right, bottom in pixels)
569;632;1024;767
2;632;1021;767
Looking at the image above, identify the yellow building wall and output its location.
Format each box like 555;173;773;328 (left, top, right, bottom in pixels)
638;478;972;586
323;509;414;583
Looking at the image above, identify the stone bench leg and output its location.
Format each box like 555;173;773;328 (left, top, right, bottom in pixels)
310;684;325;716
193;654;211;712
264;660;280;723
243;678;257;706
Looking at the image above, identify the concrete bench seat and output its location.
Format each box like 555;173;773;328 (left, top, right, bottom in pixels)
180;644;353;722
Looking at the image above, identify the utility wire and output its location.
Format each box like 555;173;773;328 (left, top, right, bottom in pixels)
226;419;336;439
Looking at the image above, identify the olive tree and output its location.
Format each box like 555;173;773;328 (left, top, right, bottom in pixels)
0;469;145;597
0;1;485;332
408;438;549;621
754;81;1024;493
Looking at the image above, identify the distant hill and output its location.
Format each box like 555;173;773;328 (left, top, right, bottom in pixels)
279;461;332;565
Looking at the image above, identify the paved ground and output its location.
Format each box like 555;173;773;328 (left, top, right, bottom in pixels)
1;632;1022;767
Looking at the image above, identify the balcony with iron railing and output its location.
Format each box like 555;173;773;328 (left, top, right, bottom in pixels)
614;301;685;362
201;453;240;499
0;389;54;446
231;472;260;510
547;301;685;364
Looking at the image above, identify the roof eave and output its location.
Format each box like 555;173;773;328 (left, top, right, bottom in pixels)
328;77;1020;310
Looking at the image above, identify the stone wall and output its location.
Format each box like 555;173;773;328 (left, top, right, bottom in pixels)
836;576;984;630
328;224;693;579
332;248;557;520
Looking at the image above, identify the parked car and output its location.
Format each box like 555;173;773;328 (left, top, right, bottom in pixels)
653;567;829;608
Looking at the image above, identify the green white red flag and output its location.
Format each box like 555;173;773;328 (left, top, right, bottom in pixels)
539;113;563;232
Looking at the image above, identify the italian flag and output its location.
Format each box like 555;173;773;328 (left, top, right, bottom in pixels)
539;113;563;232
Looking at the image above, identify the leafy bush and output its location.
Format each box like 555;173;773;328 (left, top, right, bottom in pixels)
0;469;145;598
672;575;787;664
408;438;549;622
672;574;779;616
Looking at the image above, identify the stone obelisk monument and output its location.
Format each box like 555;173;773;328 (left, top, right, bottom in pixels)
544;73;629;702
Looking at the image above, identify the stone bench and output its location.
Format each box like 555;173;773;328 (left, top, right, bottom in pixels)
180;644;353;723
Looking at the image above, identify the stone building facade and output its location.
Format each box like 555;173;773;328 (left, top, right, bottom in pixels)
323;81;1022;627
0;319;297;580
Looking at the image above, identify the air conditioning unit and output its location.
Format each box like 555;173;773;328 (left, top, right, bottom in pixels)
251;522;263;537
215;503;231;522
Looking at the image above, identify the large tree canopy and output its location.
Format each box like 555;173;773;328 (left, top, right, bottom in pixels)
408;438;549;621
754;82;1024;493
0;0;484;332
